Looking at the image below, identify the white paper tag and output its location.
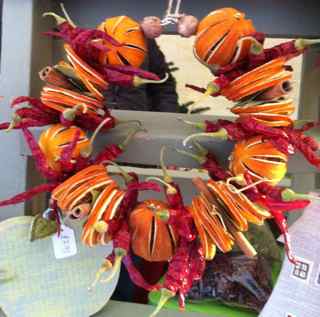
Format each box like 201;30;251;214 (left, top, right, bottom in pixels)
52;225;77;259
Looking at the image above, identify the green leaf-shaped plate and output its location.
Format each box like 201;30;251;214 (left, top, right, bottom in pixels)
0;217;119;317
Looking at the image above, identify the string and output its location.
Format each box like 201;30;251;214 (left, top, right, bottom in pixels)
174;0;182;16
161;0;183;26
166;0;173;16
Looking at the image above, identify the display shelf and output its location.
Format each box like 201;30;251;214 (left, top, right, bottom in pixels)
93;300;213;317
20;110;317;175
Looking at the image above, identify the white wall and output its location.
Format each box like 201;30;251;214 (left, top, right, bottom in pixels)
0;0;34;219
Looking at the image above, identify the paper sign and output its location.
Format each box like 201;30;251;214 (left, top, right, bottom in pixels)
52;225;77;259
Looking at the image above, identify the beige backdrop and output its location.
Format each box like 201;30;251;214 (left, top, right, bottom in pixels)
157;36;302;118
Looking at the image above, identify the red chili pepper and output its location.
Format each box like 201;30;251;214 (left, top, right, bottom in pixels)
165;182;196;242
215;39;302;83
204;120;220;132
297;121;320;133
96;66;164;88
284;128;320;168
256;182;284;201
238;116;288;139
74;114;115;132
0;118;54;131
74;155;91;171
163;239;191;297
108;172;161;236
269;137;294;155
93;127;141;164
271;211;296;263
255;196;309;265
0;183;58;207
175;139;230;182
122;253;160;292
260;197;310;213
104;64;160;81
301;135;319;152
217;119;247;140
250;40;302;69
59;128;81;172
11;96;58;116
15;108;53;122
99;68;139;88
21;127;62;181
93;144;124;164
127;180;161;193
113;221;131;251
45;23;120;64
151;240;203;315
202;153;231;181
48;199;62;236
178;241;206;310
189;242;206;282
242;172;308;264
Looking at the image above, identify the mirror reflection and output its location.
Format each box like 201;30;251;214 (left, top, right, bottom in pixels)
50;1;306;118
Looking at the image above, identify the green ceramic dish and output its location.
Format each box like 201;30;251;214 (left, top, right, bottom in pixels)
149;258;283;317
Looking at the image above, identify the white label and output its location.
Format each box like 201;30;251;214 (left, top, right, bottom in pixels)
52;225;77;259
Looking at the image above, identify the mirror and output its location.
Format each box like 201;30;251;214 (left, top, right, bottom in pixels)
45;0;314;118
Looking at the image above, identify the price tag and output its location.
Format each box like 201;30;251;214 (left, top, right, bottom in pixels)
52;225;77;259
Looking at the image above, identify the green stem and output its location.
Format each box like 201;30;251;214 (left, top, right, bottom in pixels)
133;73;169;87
105;160;133;183
226;174;246;187
88;259;113;292
5;113;21;132
155;209;170;222
149;288;175;317
281;188;320;201
183;129;228;147
191;140;208;157
234;179;272;194
42;12;66;25
250;38;264;55
174;148;206;164
188;81;220;113
60;3;76;27
63;104;87;121
115;119;142;127
295;39;320;50
160;146;172;184
177;117;206;130
91;189;100;204
100;248;127;284
145;177;177;195
81;117;113;158
118;127;146;151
